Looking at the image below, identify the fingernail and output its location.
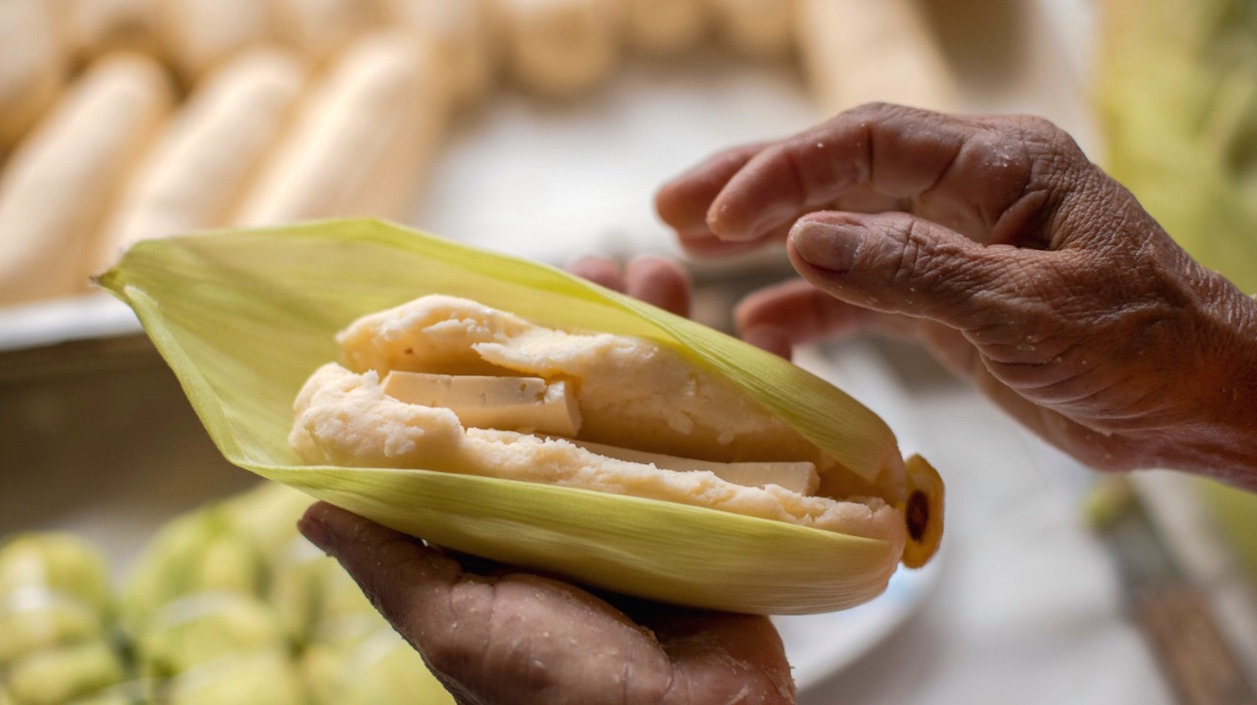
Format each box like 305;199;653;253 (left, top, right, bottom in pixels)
298;514;335;555
791;220;862;272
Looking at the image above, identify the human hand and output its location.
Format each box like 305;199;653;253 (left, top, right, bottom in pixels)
297;501;795;705
296;256;796;705
656;103;1257;489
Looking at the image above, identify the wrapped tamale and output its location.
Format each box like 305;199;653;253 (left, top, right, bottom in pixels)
98;219;944;615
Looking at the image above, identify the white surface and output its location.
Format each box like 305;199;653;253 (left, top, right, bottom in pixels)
416;50;821;265
0;292;138;352
773;343;943;693
775;561;942;693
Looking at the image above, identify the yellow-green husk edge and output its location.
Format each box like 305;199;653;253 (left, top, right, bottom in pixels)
98;219;909;615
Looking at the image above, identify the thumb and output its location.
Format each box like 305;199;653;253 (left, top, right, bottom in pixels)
787;212;1027;330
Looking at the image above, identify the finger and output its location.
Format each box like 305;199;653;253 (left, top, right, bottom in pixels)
678;227;784;258
655;142;766;241
966;363;1145;473
786;210;1033;331
567;254;626;292
298;503;676;705
642;609;795;705
679;186;910;258
624;254;691;317
297;503;470;645
707;104;1047;244
734;278;922;345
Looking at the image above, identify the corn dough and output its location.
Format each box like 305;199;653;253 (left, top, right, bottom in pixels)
289;295;905;549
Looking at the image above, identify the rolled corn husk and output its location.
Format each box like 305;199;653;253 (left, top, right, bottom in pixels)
494;0;623;98
231;32;450;226
0;532;113;665
707;0;795;59
98;220;944;615
378;0;499;106
217;481;315;562
120;508;266;630
59;684;148;705
622;0;708;56
134;592;287;678
89;49;307;275
267;0;380;64
153;0;272;80
0;52;172;306
4;639;126;705
0;592;106;666
48;0;164;62
0;0;66;152
795;0;959;113
0;533;112;612
303;627;455;705
160;647;308;705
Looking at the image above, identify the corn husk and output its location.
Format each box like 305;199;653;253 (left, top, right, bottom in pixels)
0;532;112;612
120;509;266;629
98;219;942;615
133;592;288;679
0;591;106;666
4;639;126;705
303;627;454;705
160;648;308;705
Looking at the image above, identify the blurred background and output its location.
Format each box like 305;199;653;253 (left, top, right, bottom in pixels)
1;0;1255;703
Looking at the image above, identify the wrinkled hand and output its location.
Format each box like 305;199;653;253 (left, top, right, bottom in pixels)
297;257;796;705
298;502;793;705
657;103;1257;489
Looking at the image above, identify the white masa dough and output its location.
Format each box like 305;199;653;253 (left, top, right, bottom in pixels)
289;295;905;549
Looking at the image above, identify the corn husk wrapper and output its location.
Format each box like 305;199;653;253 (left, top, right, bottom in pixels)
0;533;112;613
160;648;308;705
120;509;266;631
98;219;939;615
133;592;288;679
303;627;454;705
4;639;126;705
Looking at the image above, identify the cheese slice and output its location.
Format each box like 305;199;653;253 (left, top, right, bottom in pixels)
383;371;581;437
381;369;817;495
571;440;819;495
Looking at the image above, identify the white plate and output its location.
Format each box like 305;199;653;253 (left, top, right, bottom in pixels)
775;558;942;692
771;341;941;693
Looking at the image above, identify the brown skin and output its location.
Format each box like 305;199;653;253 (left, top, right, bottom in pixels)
660;103;1257;490
300;254;795;705
302;105;1257;705
298;501;793;705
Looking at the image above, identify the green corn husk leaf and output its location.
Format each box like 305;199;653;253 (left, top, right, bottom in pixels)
0;590;107;666
121;509;266;630
133;592;288;679
62;684;151;705
1096;0;1257;583
4;639;126;705
98;219;917;615
218;482;315;562
269;536;380;647
161;648;309;705
0;533;113;614
302;627;454;705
